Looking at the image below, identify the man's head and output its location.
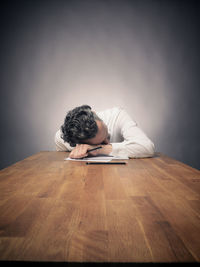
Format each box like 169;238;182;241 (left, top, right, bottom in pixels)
61;105;110;147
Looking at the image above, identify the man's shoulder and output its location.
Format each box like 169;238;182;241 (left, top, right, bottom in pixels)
97;106;123;117
97;107;126;126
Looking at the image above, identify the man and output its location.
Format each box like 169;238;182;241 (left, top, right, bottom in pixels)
55;105;155;159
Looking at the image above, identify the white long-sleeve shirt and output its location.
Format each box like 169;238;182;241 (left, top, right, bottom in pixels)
55;107;155;158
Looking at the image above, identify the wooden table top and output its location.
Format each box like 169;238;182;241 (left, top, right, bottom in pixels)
0;151;199;263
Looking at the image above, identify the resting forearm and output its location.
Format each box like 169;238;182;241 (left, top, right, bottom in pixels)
111;140;155;158
98;144;112;155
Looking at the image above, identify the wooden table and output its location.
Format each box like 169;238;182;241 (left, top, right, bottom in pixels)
0;151;199;263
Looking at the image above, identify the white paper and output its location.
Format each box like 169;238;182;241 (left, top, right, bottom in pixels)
65;154;128;162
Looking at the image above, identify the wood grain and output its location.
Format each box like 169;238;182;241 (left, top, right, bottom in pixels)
0;151;199;262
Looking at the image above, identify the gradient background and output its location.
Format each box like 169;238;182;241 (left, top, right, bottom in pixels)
0;0;199;170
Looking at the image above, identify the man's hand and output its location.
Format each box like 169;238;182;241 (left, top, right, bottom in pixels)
69;144;112;159
69;144;98;159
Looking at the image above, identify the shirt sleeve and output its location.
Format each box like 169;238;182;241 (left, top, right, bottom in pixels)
54;129;73;151
110;109;155;158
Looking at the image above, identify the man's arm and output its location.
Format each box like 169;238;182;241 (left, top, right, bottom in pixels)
54;129;72;151
69;144;112;158
110;109;155;158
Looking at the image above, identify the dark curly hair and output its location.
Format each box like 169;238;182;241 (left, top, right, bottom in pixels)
61;105;101;147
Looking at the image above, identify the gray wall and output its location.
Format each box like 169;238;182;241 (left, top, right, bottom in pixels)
0;0;200;169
